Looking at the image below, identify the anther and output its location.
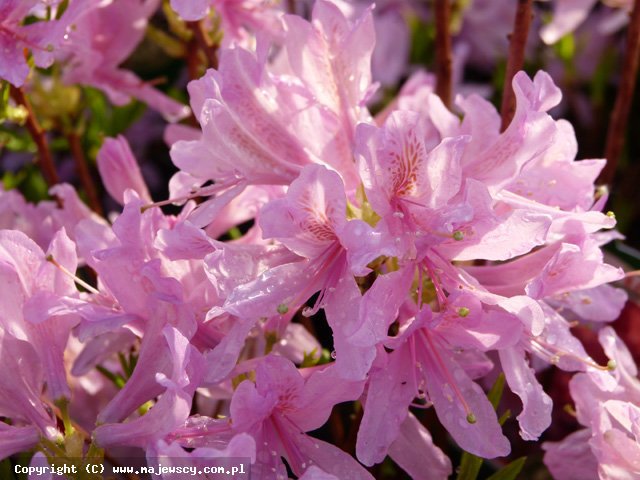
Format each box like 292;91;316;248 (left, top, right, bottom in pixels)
457;307;470;317
277;304;289;315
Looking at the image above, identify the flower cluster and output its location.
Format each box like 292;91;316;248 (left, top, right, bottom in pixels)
0;1;638;479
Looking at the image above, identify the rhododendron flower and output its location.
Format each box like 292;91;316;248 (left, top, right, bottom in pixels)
1;0;638;478
544;327;640;479
57;0;190;121
0;0;78;86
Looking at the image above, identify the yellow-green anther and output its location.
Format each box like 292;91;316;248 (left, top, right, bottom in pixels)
606;211;616;219
453;231;464;241
457;307;470;317
607;359;617;371
466;412;477;424
277;304;289;315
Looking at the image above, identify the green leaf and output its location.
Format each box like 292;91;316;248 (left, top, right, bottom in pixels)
498;409;512;426
146;25;186;58
487;373;506;410
0;457;17;480
486;457;527;480
456;452;483;480
408;14;434;66
55;0;70;19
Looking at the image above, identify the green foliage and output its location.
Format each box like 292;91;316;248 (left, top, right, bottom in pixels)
300;348;332;368
457;450;484;480
487;457;527;480
0;82;28;125
2;165;48;202
408;14;435;67
83;87;147;158
554;34;576;66
487;373;505;410
0;458;17;480
0;127;35;152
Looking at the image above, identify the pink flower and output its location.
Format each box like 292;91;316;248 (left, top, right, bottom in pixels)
358;304;511;462
228;356;369;478
97;135;152;206
544;327;640;479
0;0;77;86
170;1;374;225
57;0;189;121
0;228;80;401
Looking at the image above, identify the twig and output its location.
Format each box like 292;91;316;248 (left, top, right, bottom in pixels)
186;36;201;81
9;85;60;187
187;20;218;69
599;0;640;185
500;0;533;131
434;0;453;109
66;131;103;216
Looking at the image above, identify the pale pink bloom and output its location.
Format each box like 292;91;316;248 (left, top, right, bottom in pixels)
543;429;600;480
97;135;152;205
358;304;511;463
0;228;80;401
0;328;60;444
148;433;256;479
0;0;76;86
544;327;640;479
58;0;190;121
0;423;41;461
227;356;369;478
94;326;204;448
170;0;284;46
170;1;374;225
540;0;633;44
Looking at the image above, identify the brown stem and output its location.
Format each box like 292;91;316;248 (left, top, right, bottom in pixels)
434;0;453;109
186;36;201;81
67;132;103;216
187;20;218;69
600;0;640;186
9;86;60;187
500;0;533;132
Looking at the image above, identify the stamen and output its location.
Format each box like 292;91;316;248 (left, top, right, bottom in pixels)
140;182;226;212
46;255;100;295
420;330;476;423
452;230;464;241
457;307;470;317
422;261;447;308
277;304;289;315
529;335;612;371
140;193;198;212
